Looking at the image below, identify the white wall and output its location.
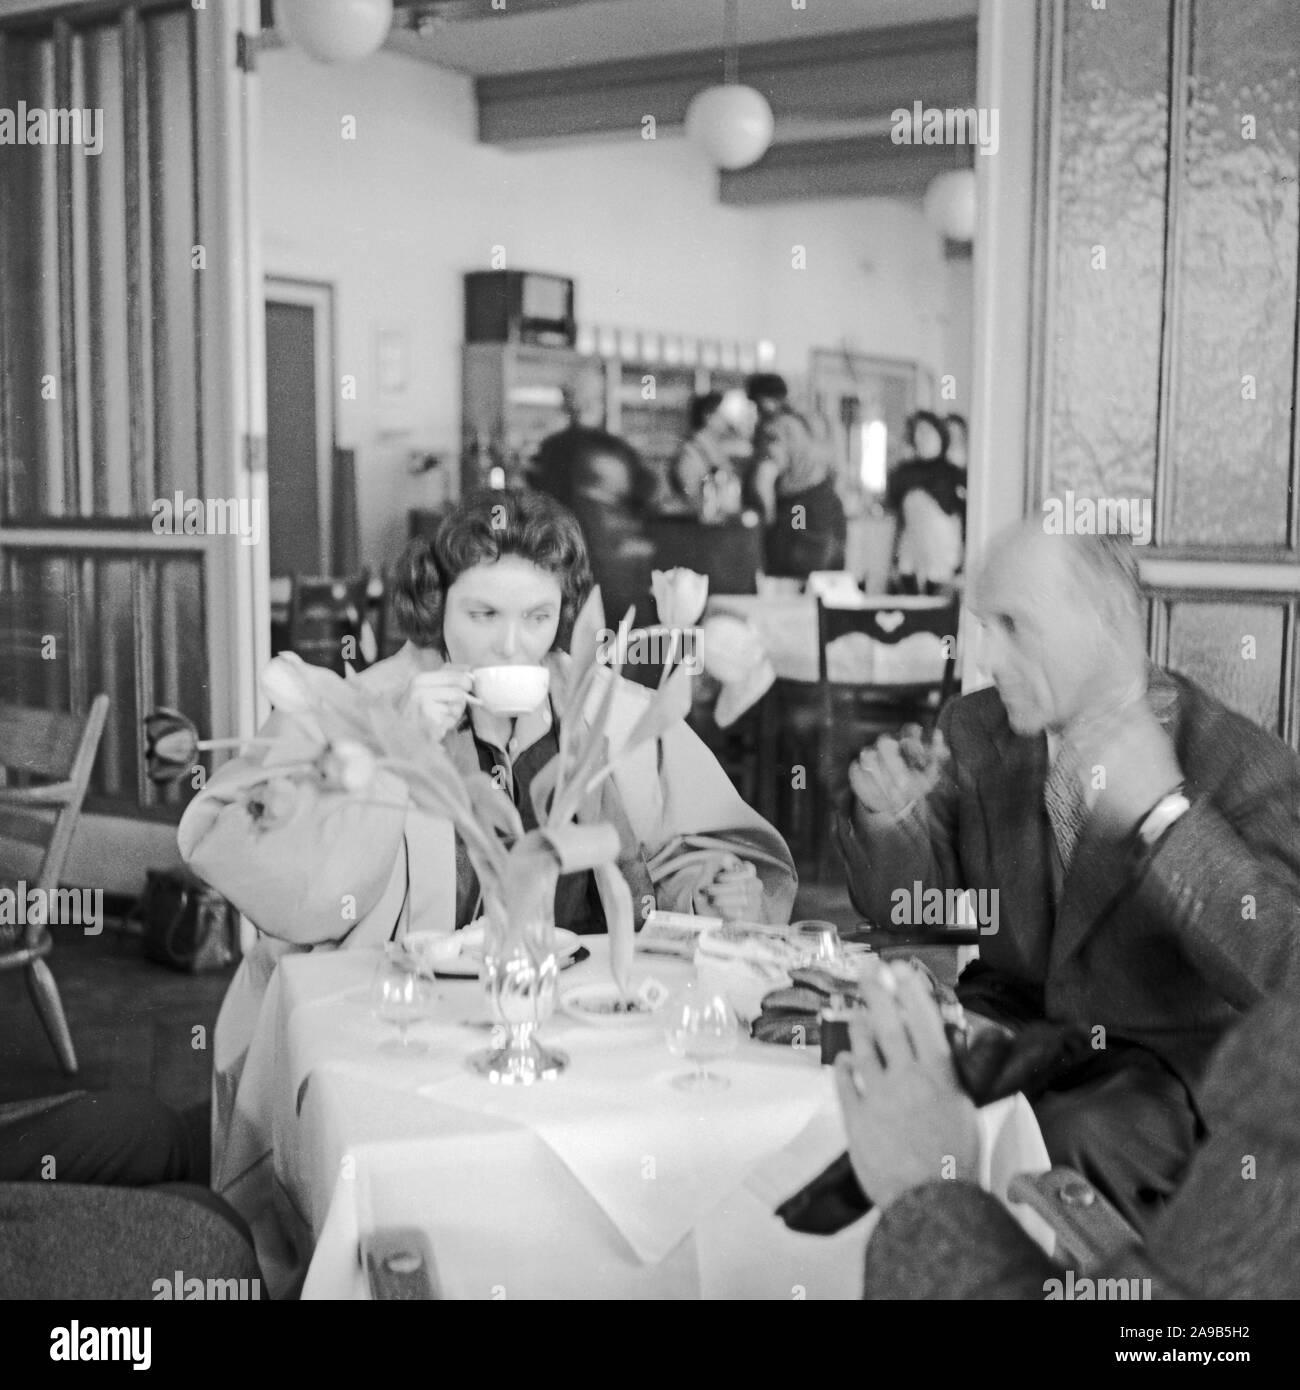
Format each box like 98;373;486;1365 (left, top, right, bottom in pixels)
259;47;957;572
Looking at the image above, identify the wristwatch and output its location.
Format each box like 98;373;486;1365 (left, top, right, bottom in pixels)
1135;787;1192;851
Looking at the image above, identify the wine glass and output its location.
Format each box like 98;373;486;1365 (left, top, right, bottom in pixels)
369;945;432;1053
663;978;739;1091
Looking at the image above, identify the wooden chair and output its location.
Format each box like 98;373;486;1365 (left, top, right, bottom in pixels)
0;694;110;1074
285;571;371;675
775;594;961;881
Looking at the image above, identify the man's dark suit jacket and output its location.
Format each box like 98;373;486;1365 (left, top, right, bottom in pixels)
862;993;1300;1299
834;668;1300;1106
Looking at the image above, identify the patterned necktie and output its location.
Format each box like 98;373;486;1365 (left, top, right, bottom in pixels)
1043;739;1089;872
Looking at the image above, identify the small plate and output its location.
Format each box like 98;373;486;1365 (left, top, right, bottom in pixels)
404;926;583;979
559;978;669;1026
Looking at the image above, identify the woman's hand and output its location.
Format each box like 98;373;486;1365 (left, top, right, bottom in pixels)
694;856;762;922
404;668;475;741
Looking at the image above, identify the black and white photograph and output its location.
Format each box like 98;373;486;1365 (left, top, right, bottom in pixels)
0;0;1297;1342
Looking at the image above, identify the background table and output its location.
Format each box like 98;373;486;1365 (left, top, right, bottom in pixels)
706;593;951;685
220;939;1052;1299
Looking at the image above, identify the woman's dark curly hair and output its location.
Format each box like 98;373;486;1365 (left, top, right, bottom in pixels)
392;490;594;652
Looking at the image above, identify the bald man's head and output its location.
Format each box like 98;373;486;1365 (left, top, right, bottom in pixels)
968;522;1148;735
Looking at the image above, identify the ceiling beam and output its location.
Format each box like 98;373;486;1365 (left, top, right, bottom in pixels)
399;0;607;18
475;17;976;144
719;133;973;206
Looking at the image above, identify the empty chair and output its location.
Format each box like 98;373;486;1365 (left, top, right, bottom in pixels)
775;594;961;880
0;694;110;1073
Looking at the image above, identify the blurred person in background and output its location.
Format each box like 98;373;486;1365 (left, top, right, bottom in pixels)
945;412;969;468
886;409;968;594
531;382;657;630
745;372;847;579
671;391;745;522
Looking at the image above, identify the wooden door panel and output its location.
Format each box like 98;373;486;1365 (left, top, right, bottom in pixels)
1158;596;1289;736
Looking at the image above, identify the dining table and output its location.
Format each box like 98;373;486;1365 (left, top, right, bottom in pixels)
216;936;1054;1300
705;591;955;687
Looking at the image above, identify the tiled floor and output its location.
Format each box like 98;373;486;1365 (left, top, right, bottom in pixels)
0;921;232;1178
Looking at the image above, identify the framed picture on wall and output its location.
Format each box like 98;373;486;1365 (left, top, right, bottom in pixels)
376;327;411;398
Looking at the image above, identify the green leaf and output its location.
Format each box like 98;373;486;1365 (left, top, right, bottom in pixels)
537;822;620;873
556;659;600;792
618;660;694;755
567;586;606;680
551;675;619;826
529;753;562;824
594;859;635;997
463;769;525;844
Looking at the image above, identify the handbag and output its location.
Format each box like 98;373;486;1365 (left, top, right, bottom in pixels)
135;867;238;973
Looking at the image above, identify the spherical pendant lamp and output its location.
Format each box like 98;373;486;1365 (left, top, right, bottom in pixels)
686;0;774;171
277;0;394;65
685;83;775;171
923;169;977;243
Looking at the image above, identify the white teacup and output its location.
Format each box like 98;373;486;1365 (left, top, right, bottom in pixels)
471;664;550;716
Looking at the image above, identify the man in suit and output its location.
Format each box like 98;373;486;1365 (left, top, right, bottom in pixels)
835;522;1300;1229
834;958;1300;1299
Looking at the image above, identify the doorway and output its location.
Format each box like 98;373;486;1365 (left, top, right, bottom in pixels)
265;277;336;580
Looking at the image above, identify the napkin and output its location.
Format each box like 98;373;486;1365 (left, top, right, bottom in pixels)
776;1021;1092;1234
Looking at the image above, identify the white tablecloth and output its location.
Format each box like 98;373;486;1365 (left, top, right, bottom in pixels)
218;940;1051;1299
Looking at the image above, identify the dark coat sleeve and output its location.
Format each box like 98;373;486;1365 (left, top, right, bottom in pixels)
1130;706;1300;1008
863;995;1300;1301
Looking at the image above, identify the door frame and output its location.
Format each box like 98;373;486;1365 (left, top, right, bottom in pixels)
264;274;337;577
0;0;267;893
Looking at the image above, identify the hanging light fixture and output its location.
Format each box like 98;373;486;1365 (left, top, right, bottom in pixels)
685;0;774;171
277;0;394;65
923;168;977;242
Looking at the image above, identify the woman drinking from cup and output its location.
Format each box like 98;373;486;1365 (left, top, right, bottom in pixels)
181;490;797;1133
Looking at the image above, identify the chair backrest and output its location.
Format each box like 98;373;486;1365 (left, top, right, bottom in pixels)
0;695;110;906
287;571;370;674
815;594;961;707
755;574;804;599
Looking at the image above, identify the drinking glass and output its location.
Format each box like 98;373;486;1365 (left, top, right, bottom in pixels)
370;945;432;1053
663;979;738;1091
792;919;846;967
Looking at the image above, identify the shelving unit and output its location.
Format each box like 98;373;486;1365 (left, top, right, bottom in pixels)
460;343;606;496
461;344;755;499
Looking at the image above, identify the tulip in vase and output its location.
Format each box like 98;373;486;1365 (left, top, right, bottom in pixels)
145;585;698;1087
